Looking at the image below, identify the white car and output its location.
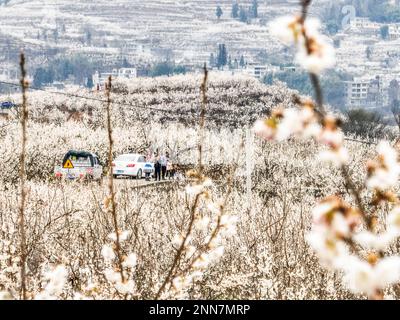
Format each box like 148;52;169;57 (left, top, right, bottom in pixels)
112;153;153;179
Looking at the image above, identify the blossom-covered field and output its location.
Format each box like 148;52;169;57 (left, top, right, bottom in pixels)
1;134;389;299
2;70;399;299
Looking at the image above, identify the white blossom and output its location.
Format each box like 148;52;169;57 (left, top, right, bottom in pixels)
104;269;121;283
318;147;349;167
388;206;400;234
36;265;68;300
367;141;400;191
185;184;204;196
343;256;400;296
108;230;131;242
101;245;115;262
353;230;397;251
295;37;335;74
306;230;349;269
253;119;276;140
209;246;225;261
114;280;135;295
195;216;210;231
122;253;137;268
268;15;301;44
172;234;184;247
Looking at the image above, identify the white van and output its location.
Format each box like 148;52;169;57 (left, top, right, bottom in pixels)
54;150;103;180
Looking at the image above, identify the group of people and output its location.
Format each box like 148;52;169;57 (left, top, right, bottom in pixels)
146;151;176;181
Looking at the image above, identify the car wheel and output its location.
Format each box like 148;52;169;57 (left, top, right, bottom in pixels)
136;169;142;179
113;174;118;179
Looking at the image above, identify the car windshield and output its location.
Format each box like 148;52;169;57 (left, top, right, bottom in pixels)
69;155;92;166
116;155;138;162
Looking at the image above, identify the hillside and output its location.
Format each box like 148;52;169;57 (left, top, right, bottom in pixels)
0;0;327;70
3;72;296;126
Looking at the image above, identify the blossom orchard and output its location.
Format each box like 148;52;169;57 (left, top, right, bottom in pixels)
256;1;400;299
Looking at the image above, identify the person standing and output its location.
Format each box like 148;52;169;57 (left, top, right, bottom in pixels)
143;155;152;181
154;153;161;181
160;152;168;180
167;161;175;180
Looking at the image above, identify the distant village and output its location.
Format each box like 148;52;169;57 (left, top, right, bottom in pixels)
2;2;400;112
333;16;400;110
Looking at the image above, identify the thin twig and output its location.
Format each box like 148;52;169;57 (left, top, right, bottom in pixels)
176;140;244;279
155;65;209;300
154;193;200;299
198;63;208;175
299;1;326;116
105;76;125;283
300;0;370;226
18;52;28;300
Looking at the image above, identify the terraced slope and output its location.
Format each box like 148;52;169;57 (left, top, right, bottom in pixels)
0;0;327;67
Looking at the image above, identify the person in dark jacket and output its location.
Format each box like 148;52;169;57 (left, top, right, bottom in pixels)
154;153;161;181
160;152;168;180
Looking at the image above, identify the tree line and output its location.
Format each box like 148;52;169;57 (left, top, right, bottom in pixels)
209;44;246;70
216;1;259;23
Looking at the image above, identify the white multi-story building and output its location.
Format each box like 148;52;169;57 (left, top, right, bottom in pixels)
344;77;371;108
344;76;385;108
388;25;400;40
93;67;137;90
244;64;280;80
349;18;380;36
117;68;137;79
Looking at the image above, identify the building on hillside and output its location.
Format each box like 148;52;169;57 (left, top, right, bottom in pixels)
349;18;380;36
388;25;400;40
344;76;385;108
0;64;27;94
0;64;18;81
118;68;137;79
282;65;297;73
42;81;66;91
244;64;281;80
388;78;400;106
344;77;369;108
93;67;137;90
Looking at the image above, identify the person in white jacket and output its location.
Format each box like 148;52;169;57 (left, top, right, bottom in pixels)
160;152;168;180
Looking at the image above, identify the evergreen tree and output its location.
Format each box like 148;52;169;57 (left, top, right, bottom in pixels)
366;46;372;60
151;61;174;77
85;30;92;45
231;2;239;18
87;76;94;89
380;25;389;39
221;45;227;67
122;57;131;68
33;68;54;88
233;58;239;69
173;65;187;74
209;53;215;67
217;44;228;69
239;6;248;23
389;79;400;106
251;0;258;18
239;55;245;68
53;29;59;43
216;6;223;20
